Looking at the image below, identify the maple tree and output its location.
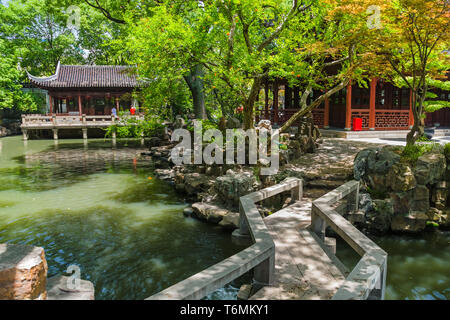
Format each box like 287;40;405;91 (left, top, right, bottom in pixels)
369;0;449;145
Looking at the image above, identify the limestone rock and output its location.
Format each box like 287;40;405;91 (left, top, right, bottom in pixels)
354;148;377;180
218;211;240;230
46;275;95;300
386;163;416;192
214;170;256;207
390;191;412;215
0;244;48;300
411;185;430;212
431;181;448;210
237;284;253;300
370;146;401;174
358;192;373;214
391;211;428;233
183;173;212;195
366;199;394;234
354;146;401;181
191;202;229;223
426;207;443;222
414;153;446;185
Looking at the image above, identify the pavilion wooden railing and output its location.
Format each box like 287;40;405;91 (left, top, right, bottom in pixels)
311;180;388;300
147;178;303;300
257;106;410;131
21;114;145;128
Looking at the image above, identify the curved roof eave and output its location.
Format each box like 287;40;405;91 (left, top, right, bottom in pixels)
26;61;60;84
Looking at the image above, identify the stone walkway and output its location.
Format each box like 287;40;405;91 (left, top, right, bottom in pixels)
283;138;383;198
250;200;346;300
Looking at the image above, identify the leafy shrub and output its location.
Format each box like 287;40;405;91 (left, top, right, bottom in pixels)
104;112;165;139
444;143;450;158
187;119;219;134
401;142;443;163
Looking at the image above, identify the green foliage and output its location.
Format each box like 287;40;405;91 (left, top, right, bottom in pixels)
0;40;37;111
426;221;439;228
104;113;165;139
444;143;450;158
401;143;443;163
187;119;219;136
366;185;389;200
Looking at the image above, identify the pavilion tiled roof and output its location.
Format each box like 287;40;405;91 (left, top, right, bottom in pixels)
27;62;139;89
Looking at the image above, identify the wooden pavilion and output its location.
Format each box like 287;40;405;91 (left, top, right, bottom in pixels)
22;62;143;140
257;78;450;130
27;62;140;116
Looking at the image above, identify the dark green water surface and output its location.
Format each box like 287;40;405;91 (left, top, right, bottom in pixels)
0;136;246;300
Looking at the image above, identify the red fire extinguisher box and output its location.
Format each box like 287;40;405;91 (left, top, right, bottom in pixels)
353;118;363;131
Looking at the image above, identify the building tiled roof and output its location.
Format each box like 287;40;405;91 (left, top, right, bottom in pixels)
27;62;139;89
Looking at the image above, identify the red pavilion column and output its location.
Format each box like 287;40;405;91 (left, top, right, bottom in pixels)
49;94;53;115
78;95;82;116
345;81;352;130
369;78;377;130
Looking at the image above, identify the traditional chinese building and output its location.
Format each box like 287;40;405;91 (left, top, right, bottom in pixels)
22;63;142;140
257;78;450;130
26;62;140;116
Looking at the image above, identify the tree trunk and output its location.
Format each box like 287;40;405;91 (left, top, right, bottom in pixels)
280;79;349;133
406;90;425;146
184;64;207;120
243;78;262;130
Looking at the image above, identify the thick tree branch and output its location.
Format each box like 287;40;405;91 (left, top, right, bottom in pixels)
84;0;126;24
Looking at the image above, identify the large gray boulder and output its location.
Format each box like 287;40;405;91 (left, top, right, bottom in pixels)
366;199;394;234
183;173;212;195
215;170;256;207
191;202;230;224
354;146;400;183
414;153;446;185
386;163;416;192
391;211;428;233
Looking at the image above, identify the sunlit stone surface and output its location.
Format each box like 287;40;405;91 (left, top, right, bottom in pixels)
0;243;47;300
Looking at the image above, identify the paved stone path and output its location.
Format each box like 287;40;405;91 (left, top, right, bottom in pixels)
283;138;382;198
250;200;346;300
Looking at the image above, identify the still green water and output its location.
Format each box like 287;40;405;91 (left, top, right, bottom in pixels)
336;231;450;300
0;136;246;300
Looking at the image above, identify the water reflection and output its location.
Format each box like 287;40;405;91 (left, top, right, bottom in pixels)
0;136;246;300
